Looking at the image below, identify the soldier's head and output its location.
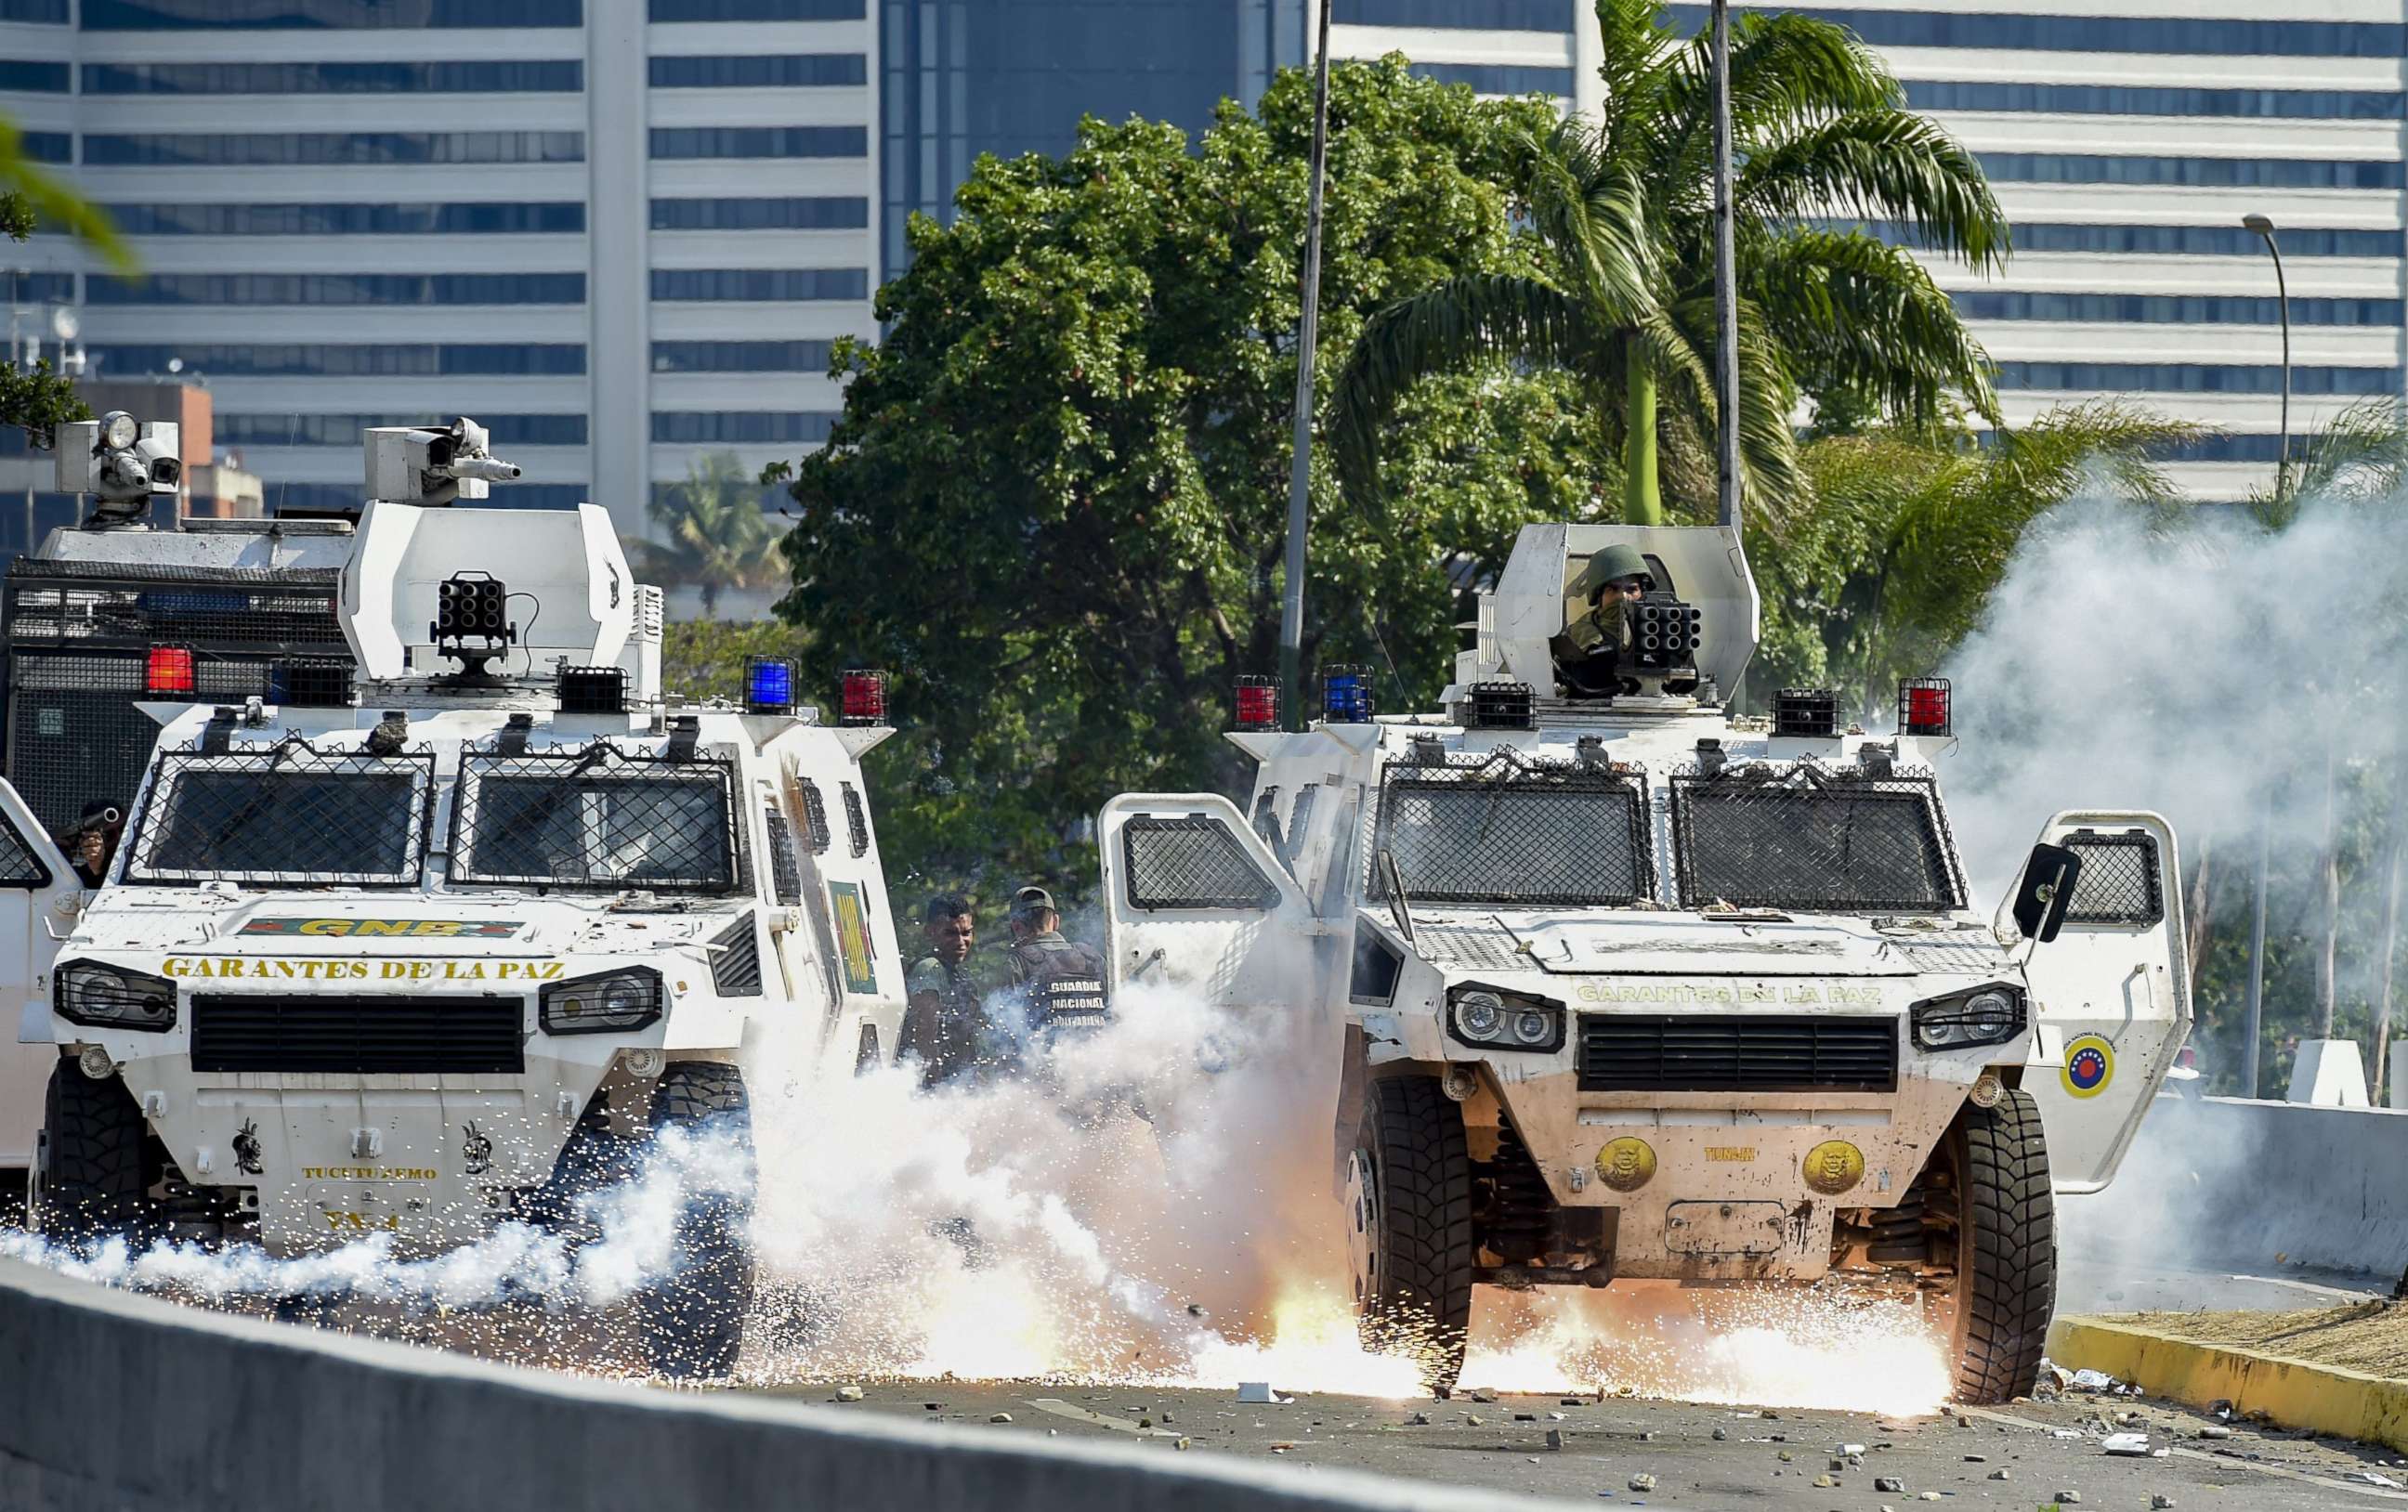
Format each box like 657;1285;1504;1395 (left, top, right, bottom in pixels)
923;893;975;965
1581;543;1654;609
1009;884;1060;940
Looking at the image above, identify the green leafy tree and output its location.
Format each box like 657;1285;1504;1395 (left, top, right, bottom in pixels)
1332;0;2006;525
1;115;129;446
766;62;1616;890
659;619;814;703
633;451;785;619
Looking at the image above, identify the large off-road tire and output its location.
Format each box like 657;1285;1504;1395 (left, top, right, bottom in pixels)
634;1062;756;1381
1345;1075;1474;1393
1942;1088;2057;1404
35;1061;160;1249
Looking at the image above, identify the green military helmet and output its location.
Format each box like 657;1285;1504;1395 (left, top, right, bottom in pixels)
1574;543;1654;604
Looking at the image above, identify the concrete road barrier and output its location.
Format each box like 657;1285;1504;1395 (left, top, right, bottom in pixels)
2049;1314;2408;1454
0;1258;1569;1512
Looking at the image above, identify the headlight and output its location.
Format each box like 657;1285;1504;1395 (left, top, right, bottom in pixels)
1911;984;2027;1051
100;411;139;450
540;968;663;1036
55;960;177;1032
1448;984;1564;1053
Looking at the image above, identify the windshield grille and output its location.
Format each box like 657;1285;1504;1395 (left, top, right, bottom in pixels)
1669;762;1964;913
449;746;743;892
1371;749;1654;907
123;741;433;886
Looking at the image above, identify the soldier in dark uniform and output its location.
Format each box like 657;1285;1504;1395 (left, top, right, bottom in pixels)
58;802;124;889
1002;885;1109;1036
1550;543;1653;697
899;893;1013;1088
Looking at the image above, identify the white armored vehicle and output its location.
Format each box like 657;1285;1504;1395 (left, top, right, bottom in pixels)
1095;524;2190;1402
0;424;908;1376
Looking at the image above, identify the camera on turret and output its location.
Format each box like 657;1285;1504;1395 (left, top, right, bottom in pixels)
55;411;182;527
364;416;523;506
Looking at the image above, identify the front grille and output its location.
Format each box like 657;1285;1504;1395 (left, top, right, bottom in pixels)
1577;1013;1897;1093
190;994;524;1075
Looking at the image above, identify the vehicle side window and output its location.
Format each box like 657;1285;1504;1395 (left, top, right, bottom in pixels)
0;811;53;888
840;781;870;858
1350;926;1403;1004
795;776;831;854
763;804;804;905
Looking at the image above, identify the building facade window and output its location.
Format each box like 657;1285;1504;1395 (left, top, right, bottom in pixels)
1669;7;2404;58
1992;361;2402;396
83;0;580;26
2154;435;2349;464
83;131;585;166
647;0;864;18
270;481;589;512
83;60;582;94
218;413;587;448
0;0;69;21
651;340;836;372
88;272;588;306
1955;291;2404;326
1904;80;2404;121
1407;61;1574;97
650;411;838;444
105;202;586;236
1334;0;1576;30
648;55;868;88
22;133;71;164
88;344;588;377
648;126;868;160
4;272;74;305
1828;220;2405;259
648;268;869;301
0;60;72;92
1977;153;2404;190
649;197;869;230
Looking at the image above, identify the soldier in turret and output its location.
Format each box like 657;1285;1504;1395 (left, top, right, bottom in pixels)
1551;543;1654;697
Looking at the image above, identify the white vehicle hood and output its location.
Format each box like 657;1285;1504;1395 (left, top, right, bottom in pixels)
1400;909;2009;979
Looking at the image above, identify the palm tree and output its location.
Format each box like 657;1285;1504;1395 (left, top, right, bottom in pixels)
1332;0;2007;525
634;451;784;619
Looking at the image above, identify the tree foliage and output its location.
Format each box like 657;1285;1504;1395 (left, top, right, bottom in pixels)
766;61;1616;891
0;113;126;446
631;451;786;618
659;619;815;704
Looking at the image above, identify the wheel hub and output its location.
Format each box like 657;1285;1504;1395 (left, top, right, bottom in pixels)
1341;1149;1380;1305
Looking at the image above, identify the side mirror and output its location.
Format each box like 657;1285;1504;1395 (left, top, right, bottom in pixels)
2012;842;2085;943
1376;848;1416;947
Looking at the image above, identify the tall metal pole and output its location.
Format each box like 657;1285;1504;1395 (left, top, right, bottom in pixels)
1711;0;1740;535
2244;214;2290;501
2244;802;2269;1099
1277;0;1335;727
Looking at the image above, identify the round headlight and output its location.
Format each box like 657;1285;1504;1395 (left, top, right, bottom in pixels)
1964;989;2015;1038
1456;991;1505;1041
100;411;139;450
1512;1009;1554;1046
600;979;649;1018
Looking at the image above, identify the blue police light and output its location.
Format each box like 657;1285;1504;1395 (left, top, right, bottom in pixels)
746;658;796;714
1322;665;1373;723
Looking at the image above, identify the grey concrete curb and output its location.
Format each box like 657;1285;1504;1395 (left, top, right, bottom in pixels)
0;1256;1581;1512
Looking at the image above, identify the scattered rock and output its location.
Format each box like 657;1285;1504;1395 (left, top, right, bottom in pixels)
1812;1474;1839;1489
1712;1427;1729;1441
2102;1433;2152;1457
1839;1442;1867;1455
1407;1412;1431;1427
923;1402;942;1412
1546;1430;1565;1452
1874;1477;1904;1493
1561;1397;1584;1407
834;1386;864;1403
1174;1438;1191;1452
1628;1474;1656;1492
1472;1390;1499;1403
2055;1491;2080;1504
1955;1415;1971;1428
1237;1382;1278;1404
1987;1468;2010;1481
1466;1414;1485;1427
989;1413;1013;1425
1639;1430;1656;1441
2197;1426;2231;1440
2151;1497;2175;1510
1962;1454;1986;1464
1514;1413;1538;1423
1918;1493;1944;1502
1550;1412;1567;1422
1777;1450;1795;1462
1829;1458;1849;1472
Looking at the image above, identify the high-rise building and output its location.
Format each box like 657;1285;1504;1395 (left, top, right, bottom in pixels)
0;0;879;541
1333;1;2408;502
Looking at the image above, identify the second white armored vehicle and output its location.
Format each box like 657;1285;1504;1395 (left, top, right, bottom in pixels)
1094;524;2190;1402
2;424;909;1376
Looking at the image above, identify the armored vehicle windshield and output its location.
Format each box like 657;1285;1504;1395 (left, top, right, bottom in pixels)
122;743;433;887
448;746;742;893
1668;761;1966;914
1372;749;1656;908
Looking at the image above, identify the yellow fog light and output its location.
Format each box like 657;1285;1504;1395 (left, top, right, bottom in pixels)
1802;1140;1865;1195
1970;1072;2005;1109
1595;1137;1657;1193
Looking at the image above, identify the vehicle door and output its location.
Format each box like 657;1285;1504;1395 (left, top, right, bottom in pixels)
1999;811;2190;1193
0;776;83;1167
1097;793;1321;1010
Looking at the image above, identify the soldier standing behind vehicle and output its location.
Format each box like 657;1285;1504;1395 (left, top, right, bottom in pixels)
899;894;1014;1088
57;802;124;889
1003;885;1109;1033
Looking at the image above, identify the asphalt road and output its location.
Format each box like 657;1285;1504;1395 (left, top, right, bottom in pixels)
754;1377;2408;1510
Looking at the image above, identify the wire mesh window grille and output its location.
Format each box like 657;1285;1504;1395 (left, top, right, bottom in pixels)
763;807;804;905
5;563;348;654
450;745;742;892
1669;761;1966;913
123;740;434;886
841;781;870;857
1369;749;1655;907
2061;828;2164;925
1122;815;1282;911
797;776;831;854
708;913;764;997
0;807;53;886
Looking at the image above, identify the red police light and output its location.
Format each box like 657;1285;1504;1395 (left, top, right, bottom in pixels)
146;645;196;695
839;669;888;726
1235;676;1280;732
1899;677;1952;736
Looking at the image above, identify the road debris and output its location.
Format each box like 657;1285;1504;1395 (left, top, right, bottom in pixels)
1812;1474;1839;1489
1237;1382;1280;1404
2102;1433;2151;1456
988;1413;1013;1425
1546;1430;1565;1452
2054;1492;2079;1504
2196;1426;2231;1440
834;1386;864;1403
1627;1474;1656;1492
1987;1467;2010;1481
2152;1496;2175;1509
1874;1477;1904;1492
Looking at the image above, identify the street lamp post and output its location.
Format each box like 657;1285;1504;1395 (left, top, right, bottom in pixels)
2238;213;2289;1098
2242;213;2291;501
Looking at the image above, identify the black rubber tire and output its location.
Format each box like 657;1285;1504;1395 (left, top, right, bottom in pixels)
634;1062;756;1381
1353;1075;1475;1392
36;1061;159;1249
1945;1088;2058;1404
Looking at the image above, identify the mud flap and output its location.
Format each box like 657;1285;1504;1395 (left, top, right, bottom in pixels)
2001;811;2190;1194
0;776;81;1169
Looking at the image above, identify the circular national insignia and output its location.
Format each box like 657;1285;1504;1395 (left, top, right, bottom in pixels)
1801;1140;1865;1195
2062;1035;2115;1099
1595;1137;1657;1193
